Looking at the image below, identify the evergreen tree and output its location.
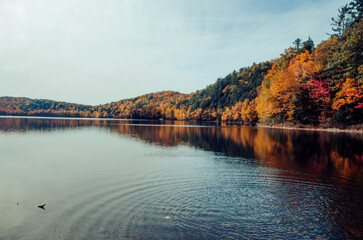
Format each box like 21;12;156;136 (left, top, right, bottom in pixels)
331;0;362;37
302;37;315;52
293;38;302;49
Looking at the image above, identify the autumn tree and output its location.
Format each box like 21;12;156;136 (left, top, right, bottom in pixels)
256;50;323;123
332;78;363;123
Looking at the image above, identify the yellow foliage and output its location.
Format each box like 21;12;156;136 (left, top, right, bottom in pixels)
332;78;363;110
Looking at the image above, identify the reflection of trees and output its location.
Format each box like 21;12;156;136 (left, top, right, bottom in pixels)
1;117;362;182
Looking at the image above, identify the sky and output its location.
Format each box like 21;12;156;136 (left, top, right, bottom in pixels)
0;0;348;105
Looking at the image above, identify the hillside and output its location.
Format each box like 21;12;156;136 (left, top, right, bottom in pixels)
96;91;186;119
0;97;91;117
181;62;272;111
0;60;267;120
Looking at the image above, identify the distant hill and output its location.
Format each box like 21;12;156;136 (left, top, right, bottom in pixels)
96;91;187;119
0;97;91;117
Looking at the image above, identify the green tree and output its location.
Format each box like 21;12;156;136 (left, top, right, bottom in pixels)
303;37;315;52
331;0;362;37
293;38;302;49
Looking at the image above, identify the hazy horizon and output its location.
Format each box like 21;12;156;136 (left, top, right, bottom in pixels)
0;0;348;105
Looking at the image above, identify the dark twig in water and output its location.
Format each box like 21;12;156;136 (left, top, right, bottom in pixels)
37;204;46;210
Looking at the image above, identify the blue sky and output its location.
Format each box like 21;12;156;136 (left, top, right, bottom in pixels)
0;0;348;105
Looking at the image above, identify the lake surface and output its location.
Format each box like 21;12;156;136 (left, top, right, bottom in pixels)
0;116;362;239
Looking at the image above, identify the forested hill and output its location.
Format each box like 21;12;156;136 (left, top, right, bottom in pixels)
0;61;268;120
0;97;91;117
184;62;272;111
0;0;362;126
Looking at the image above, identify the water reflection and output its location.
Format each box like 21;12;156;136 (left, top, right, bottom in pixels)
0;117;362;239
1;117;362;182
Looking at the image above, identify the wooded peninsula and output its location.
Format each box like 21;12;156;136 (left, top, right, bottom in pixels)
1;1;362;128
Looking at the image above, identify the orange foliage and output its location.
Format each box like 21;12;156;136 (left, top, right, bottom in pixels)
256;51;323;121
332;78;363;110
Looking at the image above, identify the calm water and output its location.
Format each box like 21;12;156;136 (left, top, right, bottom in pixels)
0;117;362;239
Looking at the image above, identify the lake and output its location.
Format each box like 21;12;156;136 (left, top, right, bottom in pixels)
0;116;362;239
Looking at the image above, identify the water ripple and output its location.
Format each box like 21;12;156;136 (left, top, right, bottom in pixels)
29;165;358;239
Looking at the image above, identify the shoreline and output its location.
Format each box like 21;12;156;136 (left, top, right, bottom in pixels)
256;124;363;134
1;115;362;134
